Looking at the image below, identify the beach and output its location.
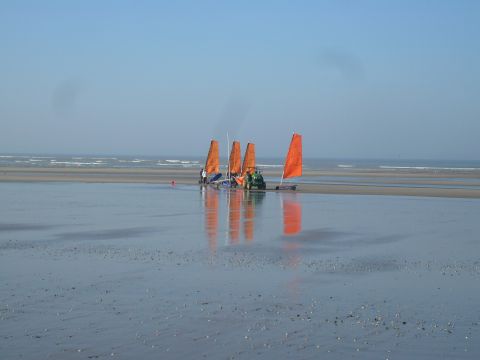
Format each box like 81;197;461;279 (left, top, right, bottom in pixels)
1;166;480;198
1;181;480;359
3;0;479;358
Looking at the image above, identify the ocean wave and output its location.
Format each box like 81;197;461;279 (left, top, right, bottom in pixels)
379;165;480;171
3;155;52;159
337;164;354;168
164;159;199;164
50;161;102;166
257;164;283;168
157;162;201;167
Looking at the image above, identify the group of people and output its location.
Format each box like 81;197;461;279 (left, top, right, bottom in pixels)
199;167;265;190
199;168;241;187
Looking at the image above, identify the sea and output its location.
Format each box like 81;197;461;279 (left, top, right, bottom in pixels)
1;153;480;172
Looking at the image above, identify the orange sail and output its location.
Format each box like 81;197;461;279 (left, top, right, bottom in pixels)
205;140;219;174
241;143;255;176
229;141;242;175
283;133;302;179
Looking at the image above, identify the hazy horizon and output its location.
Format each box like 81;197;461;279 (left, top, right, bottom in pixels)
1;1;479;160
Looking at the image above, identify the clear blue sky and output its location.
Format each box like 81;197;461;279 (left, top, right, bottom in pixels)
1;0;479;159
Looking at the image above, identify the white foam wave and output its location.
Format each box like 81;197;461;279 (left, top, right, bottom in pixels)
50;161;102;166
337;164;354;168
2;155;52;159
157;162;200;167
163;159;200;165
379;165;480;171
257;164;283;168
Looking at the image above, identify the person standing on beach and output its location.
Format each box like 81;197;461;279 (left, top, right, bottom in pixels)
201;168;207;184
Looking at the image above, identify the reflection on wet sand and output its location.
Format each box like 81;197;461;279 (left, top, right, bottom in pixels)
281;193;303;268
203;188;219;253
243;191;265;242
202;189;266;252
228;189;241;244
282;193;302;236
202;190;304;253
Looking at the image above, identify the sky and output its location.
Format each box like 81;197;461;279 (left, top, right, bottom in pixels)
1;0;479;159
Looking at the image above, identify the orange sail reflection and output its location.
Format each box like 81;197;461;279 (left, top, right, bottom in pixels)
202;189;265;250
243;192;255;242
204;188;219;253
281;193;302;268
205;140;219;174
282;193;302;235
242;191;265;242
228;190;242;244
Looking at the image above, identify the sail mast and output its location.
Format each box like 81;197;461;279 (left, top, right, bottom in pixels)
226;132;230;179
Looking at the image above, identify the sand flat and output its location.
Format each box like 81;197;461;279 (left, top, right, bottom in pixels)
1;166;480;198
1;182;479;359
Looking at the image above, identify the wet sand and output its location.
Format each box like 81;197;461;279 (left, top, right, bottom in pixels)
1;183;479;359
1;166;480;198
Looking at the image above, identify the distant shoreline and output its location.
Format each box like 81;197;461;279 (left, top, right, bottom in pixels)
2;166;480;199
